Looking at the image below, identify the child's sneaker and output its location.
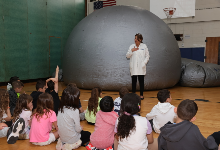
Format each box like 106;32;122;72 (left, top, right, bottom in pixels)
56;138;63;150
7;118;25;144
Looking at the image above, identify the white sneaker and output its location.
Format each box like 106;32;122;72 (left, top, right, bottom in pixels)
7;118;25;144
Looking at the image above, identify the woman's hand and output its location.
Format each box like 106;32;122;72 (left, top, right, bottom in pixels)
132;46;139;52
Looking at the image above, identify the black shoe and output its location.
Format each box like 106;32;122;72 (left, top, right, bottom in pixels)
7;118;25;144
140;96;144;100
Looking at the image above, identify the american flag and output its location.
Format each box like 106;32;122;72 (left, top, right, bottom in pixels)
94;0;116;10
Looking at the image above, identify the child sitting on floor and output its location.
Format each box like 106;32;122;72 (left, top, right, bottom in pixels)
114;87;129;115
114;93;154;150
146;89;176;133
0;89;11;125
67;83;85;121
85;87;102;125
13;93;33;139
7;76;20;92
87;96;118;150
29;93;59;146
158;99;220;150
0;89;25;144
8;81;24;116
56;86;91;150
46;66;60;115
30;79;46;110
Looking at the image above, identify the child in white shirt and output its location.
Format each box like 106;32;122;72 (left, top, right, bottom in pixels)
146;89;176;134
13;93;33;139
114;87;129;116
114;93;154;150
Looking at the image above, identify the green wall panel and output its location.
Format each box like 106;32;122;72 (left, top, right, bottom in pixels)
0;0;85;82
50;37;61;75
3;0;29;80
47;0;62;37
75;0;85;22
0;0;5;82
62;0;76;68
47;0;62;71
28;0;48;79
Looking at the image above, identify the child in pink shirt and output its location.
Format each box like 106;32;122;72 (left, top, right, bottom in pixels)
29;93;59;146
86;96;118;150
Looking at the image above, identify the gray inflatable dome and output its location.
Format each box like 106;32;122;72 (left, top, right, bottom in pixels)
180;58;220;87
63;6;181;90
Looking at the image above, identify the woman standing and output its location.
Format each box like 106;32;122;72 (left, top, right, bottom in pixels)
126;33;150;100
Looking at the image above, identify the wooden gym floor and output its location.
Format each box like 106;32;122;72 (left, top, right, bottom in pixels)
0;82;220;150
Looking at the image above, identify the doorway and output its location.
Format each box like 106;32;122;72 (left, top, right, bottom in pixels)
205;37;220;64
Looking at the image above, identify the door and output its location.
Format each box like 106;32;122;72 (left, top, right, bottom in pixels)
205;37;220;64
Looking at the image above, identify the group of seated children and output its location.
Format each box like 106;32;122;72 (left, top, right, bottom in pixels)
0;71;91;148
0;70;220;150
85;87;220;150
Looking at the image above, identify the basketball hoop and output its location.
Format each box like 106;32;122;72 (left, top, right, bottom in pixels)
163;7;176;21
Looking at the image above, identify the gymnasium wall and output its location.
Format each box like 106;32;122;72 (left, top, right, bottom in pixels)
164;0;220;48
0;0;85;82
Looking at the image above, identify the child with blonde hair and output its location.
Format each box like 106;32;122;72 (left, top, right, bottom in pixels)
85;87;102;125
29;93;59;146
13;93;33;139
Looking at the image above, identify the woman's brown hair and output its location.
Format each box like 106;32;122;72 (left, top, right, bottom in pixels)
32;93;54;121
88;87;102;116
0;89;9;122
135;33;143;43
13;93;33;123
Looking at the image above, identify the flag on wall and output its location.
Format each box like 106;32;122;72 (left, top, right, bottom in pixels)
94;0;116;10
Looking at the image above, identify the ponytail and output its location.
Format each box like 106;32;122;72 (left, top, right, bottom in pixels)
117;113;136;140
117;93;141;140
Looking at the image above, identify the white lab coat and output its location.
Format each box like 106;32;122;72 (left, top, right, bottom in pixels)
126;43;150;76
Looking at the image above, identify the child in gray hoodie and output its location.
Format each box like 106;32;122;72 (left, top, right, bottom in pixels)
158;99;220;150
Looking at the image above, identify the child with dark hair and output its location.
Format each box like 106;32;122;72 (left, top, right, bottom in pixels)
67;83;85;121
9;80;24;116
7;76;20;91
158;99;220;150
114;93;154;150
114;87;129;115
146;89;176;133
56;86;91;150
30;79;46;110
85;87;102;125
0;89;25;144
46;66;60;115
29;93;59;146
86;96;118;150
13;93;33;139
